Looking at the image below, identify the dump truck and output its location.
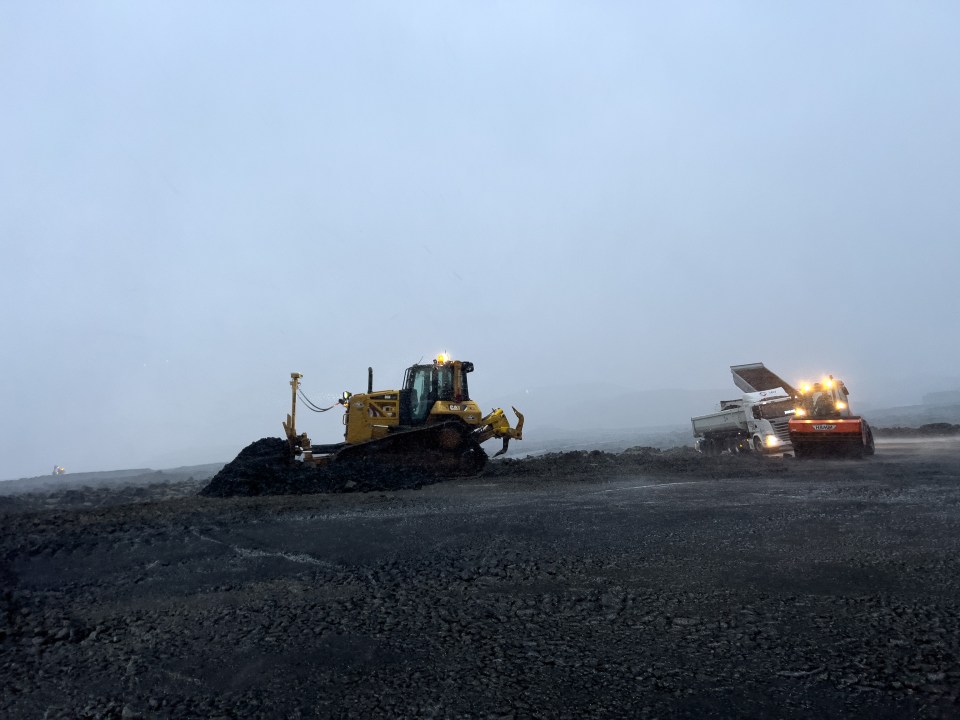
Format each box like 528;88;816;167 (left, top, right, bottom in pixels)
788;375;875;458
692;363;796;455
282;354;523;476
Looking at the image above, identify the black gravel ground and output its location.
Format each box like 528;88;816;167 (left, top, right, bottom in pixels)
2;439;959;719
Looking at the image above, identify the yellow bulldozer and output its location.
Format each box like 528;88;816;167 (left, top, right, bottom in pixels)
282;354;524;476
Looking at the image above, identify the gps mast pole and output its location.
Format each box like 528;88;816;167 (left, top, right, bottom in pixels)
283;373;304;455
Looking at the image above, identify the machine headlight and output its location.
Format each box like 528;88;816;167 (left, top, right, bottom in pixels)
835;401;846;410
794;407;806;417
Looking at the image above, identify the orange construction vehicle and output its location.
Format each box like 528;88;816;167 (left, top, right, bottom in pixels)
788;375;875;458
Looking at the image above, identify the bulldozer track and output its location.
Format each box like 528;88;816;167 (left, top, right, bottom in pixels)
332;421;488;477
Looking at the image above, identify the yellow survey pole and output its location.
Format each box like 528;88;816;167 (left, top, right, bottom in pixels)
289;372;302;437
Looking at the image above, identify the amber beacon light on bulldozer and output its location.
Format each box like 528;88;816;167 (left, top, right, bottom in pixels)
281;354;524;476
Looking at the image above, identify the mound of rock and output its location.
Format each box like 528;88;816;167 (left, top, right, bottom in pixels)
200;438;317;497
199;438;431;497
203;441;787;497
484;446;776;480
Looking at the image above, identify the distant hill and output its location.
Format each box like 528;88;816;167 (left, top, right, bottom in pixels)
489;382;960;435
487;384;730;433
873;423;960;438
862;403;960;427
5;393;957;492
921;391;960;407
511;424;695;458
0;463;224;495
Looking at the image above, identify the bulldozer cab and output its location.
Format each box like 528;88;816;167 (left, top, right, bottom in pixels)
403;359;473;424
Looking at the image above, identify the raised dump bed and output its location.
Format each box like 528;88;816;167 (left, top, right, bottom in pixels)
731;363;797;396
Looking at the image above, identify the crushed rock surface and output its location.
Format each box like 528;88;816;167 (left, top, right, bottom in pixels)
200;438;443;497
200;439;782;498
1;439;959;718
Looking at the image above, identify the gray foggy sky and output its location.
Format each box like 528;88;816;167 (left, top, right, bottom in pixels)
2;2;959;478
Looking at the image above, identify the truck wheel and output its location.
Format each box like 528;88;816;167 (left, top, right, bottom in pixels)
702;438;720;456
753;436;764;453
864;425;875;456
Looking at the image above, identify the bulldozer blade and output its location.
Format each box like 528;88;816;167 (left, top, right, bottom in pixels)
511;406;524;438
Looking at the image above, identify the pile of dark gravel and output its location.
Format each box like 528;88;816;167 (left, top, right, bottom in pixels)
485;446;786;480
199;438;432;497
202;441;793;498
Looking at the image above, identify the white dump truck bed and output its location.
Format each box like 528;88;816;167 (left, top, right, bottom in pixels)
691;406;749;436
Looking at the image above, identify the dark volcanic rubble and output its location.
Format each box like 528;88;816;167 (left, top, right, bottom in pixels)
199;438;336;497
1;439;959;718
201;440;788;498
199;438;431;497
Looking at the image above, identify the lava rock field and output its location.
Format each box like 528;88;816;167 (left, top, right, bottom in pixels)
2;439;959;718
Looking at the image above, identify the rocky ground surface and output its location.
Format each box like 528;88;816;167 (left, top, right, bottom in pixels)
2;439;959;719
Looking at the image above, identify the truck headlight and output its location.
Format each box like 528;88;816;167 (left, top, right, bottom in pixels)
765;436;780;447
